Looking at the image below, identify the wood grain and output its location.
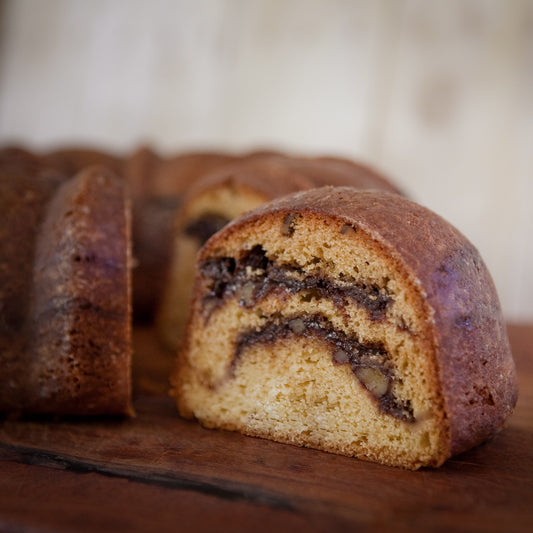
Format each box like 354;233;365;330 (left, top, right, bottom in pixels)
0;325;531;532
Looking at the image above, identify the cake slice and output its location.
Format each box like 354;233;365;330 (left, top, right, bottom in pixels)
0;154;133;415
158;154;401;349
172;186;517;469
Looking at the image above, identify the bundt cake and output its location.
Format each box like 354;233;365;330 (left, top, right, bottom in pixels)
0;151;133;415
172;186;517;469
158;153;401;349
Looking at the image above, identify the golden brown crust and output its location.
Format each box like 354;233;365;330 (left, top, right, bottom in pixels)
0;159;133;416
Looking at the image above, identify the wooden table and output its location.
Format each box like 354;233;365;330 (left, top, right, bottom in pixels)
1;325;532;532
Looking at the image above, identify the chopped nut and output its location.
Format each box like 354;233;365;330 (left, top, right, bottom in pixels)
236;281;255;306
288;318;306;334
333;348;350;365
340;224;357;236
281;213;298;237
355;366;389;397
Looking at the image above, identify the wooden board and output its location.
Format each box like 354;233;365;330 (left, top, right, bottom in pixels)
0;325;532;532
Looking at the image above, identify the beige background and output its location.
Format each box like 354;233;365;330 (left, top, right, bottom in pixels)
0;0;531;321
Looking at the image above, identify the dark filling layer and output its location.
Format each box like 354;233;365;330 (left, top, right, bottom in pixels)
234;313;414;422
200;245;392;319
185;213;231;245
